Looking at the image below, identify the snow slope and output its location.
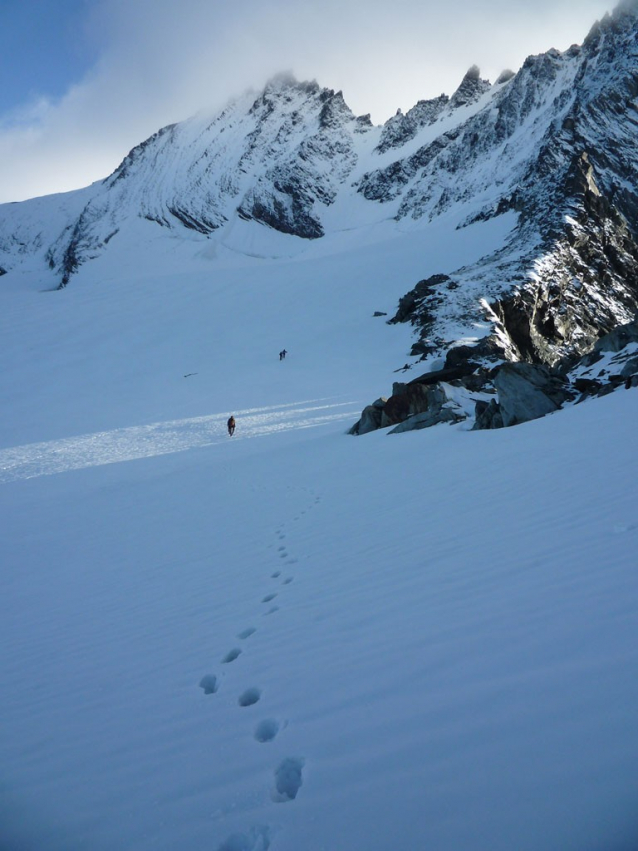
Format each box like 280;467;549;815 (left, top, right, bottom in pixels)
1;211;637;851
1;6;638;847
3;4;638;392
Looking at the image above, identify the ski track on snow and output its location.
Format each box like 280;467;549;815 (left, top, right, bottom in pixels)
0;398;360;483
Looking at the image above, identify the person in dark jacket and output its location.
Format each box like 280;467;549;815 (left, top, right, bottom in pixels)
227;416;236;436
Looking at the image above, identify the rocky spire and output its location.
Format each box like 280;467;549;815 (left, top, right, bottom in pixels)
449;65;492;108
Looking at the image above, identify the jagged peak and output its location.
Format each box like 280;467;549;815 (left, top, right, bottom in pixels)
495;69;515;85
251;76;381;132
247;73;325;112
449;65;492;108
519;48;563;77
263;71;311;92
463;64;482;81
407;94;448;116
611;0;638;19
355;113;373;131
317;88;358;129
246;74;362;127
584;0;638;47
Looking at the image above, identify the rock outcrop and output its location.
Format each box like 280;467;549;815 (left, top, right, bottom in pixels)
350;4;638;436
1;3;638;436
490;363;574;427
351;320;638;436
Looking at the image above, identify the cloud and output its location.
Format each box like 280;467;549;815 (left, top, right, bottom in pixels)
0;0;616;203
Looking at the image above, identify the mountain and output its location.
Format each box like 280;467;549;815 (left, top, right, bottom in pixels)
1;2;638;434
2;7;638;851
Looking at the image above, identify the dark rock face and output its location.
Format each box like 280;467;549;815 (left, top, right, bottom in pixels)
1;75;371;285
236;86;360;239
448;65;492;109
567;318;638;401
356;5;638;434
350;382;464;436
1;0;637;435
354;398;387;435
482;167;638;368
492;363;575;427
389;275;451;327
376;95;449;155
388;406;464;434
238;186;325;239
474;399;504;430
350;367;476;435
589;319;638;355
380;383;448;429
495;70;516;85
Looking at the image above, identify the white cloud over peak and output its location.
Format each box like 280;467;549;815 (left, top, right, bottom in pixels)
0;0;616;203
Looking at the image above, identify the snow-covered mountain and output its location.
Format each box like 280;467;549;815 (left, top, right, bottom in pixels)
2;6;638;851
1;1;638;434
0;63;506;284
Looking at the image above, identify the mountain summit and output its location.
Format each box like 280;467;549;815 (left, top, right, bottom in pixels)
1;1;638;432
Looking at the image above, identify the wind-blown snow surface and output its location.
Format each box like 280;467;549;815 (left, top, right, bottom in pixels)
1;222;637;850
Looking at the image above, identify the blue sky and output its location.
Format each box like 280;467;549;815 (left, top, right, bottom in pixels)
0;0;618;203
0;0;94;115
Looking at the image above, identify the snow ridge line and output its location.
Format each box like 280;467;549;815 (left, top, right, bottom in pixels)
0;400;361;483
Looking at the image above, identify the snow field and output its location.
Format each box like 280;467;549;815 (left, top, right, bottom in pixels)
1;386;637;850
0;202;636;850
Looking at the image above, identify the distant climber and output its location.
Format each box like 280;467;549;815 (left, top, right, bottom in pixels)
227;415;236;436
279;349;288;360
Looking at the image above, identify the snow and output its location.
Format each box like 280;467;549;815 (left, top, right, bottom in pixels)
1;207;637;851
0;49;578;286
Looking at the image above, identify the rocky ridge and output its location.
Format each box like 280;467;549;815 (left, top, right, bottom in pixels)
1;2;637;435
351;1;638;434
0;58;520;287
1;75;375;286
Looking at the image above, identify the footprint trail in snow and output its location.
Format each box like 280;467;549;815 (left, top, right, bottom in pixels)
205;487;324;847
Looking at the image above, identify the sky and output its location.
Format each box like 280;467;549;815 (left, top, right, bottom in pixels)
0;0;617;204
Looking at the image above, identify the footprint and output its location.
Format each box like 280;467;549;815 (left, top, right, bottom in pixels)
254;719;280;743
222;648;242;664
238;687;261;707
264;606;279;616
216;825;271;851
272;757;304;802
277;546;286;552
279;552;288;559
285;558;298;565
237;627;256;640
271;571;281;579
282;577;293;585
262;593;277;603
277;533;286;540
199;674;219;695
